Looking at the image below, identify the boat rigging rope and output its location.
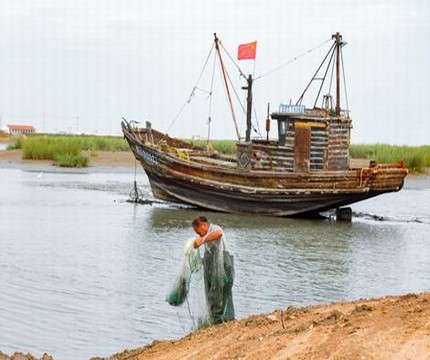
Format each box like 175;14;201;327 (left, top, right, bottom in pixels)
313;45;336;109
163;43;215;137
341;48;350;116
161;37;335;143
216;56;247;119
254;38;332;81
206;48;217;142
217;41;254;135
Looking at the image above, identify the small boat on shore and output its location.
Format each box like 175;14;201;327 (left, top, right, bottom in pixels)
122;32;408;217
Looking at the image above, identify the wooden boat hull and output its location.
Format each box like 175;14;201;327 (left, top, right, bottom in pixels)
122;123;407;217
145;169;389;216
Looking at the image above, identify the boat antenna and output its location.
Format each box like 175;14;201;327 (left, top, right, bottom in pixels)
214;33;241;141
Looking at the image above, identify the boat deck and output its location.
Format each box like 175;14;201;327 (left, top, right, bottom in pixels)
191;155;237;169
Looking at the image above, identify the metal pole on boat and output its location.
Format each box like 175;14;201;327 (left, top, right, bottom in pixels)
332;32;342;116
266;103;270;142
244;74;253;142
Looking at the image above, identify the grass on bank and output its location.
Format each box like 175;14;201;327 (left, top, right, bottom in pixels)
191;140;430;173
5;134;430;173
350;144;430;174
8;134;129;167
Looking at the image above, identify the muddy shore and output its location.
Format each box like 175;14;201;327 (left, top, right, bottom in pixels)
1;292;429;360
0;149;137;172
1;149;429;359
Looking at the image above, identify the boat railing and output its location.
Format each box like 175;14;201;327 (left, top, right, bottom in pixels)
358;161;408;187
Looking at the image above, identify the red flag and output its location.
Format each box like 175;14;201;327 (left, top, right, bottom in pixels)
237;41;257;60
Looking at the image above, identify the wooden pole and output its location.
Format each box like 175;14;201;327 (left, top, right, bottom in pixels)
214;33;241;140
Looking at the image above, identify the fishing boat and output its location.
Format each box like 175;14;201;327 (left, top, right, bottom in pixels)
122;32;408;217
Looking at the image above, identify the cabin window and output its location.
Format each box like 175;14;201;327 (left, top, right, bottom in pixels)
277;120;286;146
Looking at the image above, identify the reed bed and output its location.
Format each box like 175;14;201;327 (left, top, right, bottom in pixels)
6;134;429;173
9;134;129;167
350;144;430;173
202;141;429;173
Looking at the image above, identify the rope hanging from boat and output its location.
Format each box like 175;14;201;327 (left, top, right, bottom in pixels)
161;43;216;141
127;159;144;203
206;47;217;143
341;49;350;116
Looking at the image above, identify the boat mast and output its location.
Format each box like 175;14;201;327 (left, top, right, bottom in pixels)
213;33;241;141
244;74;253;142
333;32;342;116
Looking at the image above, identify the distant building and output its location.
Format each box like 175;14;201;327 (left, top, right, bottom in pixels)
6;124;36;135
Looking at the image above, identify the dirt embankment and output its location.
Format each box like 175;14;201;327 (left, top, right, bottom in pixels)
1;292;429;360
100;292;430;360
0;149;137;170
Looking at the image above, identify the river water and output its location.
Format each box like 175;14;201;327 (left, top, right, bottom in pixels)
0;165;429;359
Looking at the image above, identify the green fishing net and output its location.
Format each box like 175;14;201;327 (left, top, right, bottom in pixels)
166;237;235;328
166;238;203;306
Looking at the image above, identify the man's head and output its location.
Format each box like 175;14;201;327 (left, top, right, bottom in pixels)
192;216;209;236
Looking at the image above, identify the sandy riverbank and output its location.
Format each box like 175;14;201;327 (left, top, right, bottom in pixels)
0;149;137;172
102;292;430;360
1;292;429;360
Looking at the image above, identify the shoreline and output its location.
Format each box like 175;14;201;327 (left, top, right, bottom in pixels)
0;149;137;174
1;292;429;360
104;291;430;360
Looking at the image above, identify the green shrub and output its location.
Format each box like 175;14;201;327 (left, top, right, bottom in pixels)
53;153;89;167
7;137;24;150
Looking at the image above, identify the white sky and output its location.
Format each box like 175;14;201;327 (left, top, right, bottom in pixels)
0;0;429;145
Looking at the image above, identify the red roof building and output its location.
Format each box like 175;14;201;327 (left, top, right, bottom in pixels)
7;124;36;135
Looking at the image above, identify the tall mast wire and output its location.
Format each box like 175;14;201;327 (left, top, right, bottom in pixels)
162;43;215;140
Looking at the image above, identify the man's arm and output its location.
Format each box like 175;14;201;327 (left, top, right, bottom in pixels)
193;228;223;248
